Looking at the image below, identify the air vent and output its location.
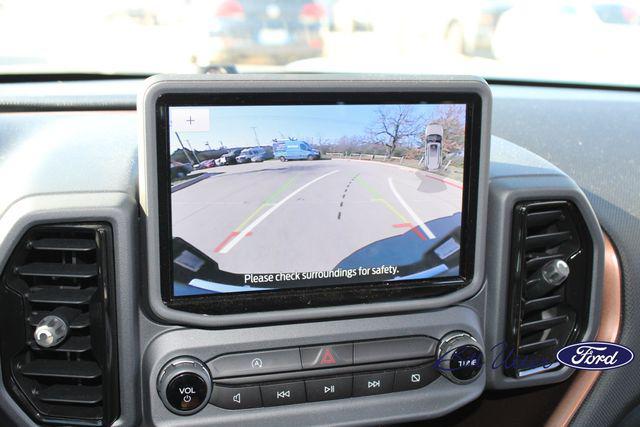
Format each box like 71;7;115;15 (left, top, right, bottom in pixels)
0;224;119;425
506;201;593;378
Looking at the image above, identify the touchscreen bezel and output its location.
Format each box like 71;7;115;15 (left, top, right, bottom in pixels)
139;75;491;326
155;91;482;314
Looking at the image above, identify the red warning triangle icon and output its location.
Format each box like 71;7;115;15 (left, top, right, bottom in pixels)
320;348;336;365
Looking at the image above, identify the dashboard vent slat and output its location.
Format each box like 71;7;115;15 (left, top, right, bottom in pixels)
16;262;98;279
524;210;564;228
505;201;593;378
26;286;95;305
20;360;101;379
29;238;96;252
524;295;564;313
525;230;572;251
29;335;92;353
520;316;569;335
0;224;119;425
518;338;559;354
38;384;103;405
28;310;90;329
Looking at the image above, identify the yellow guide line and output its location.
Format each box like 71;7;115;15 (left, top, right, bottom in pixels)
372;198;410;224
356;176;409;223
233;177;295;232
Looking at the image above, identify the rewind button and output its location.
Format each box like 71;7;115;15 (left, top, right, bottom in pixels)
261;381;306;406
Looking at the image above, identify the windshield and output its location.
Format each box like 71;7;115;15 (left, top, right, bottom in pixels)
1;0;638;86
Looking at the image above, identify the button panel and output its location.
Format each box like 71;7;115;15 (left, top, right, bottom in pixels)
210;363;437;410
205;336;447;410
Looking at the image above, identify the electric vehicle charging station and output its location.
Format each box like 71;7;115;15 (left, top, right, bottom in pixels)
425;123;443;171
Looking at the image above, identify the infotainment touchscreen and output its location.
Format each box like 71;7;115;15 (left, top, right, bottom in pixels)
162;97;476;299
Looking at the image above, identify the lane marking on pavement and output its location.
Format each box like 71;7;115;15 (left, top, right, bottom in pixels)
337;173;359;221
388;178;436;239
217;170;339;254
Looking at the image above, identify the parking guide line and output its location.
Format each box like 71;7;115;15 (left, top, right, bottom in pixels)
235;177;296;231
388;178;436;239
355;176;427;241
217;170;339;254
214;177;295;253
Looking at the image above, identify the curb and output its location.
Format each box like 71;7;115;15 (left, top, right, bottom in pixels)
171;173;216;193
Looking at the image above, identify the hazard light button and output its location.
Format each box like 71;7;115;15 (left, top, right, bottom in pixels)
300;343;353;369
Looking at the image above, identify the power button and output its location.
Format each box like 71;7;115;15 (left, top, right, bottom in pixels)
158;357;212;415
166;373;208;412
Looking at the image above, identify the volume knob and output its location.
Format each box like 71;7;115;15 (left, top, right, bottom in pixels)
157;357;212;415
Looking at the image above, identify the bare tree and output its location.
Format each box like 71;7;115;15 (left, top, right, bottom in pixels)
368;106;423;159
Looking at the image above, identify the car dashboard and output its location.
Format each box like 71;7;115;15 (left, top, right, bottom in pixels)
0;76;638;427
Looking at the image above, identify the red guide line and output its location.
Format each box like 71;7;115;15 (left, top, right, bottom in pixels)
423;174;463;190
213;231;240;253
410;226;428;241
393;223;412;228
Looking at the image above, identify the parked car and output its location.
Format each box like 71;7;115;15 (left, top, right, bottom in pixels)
191;0;325;67
215;148;243;165
236;147;269;163
199;159;217;169
170;161;193;179
273;139;321;161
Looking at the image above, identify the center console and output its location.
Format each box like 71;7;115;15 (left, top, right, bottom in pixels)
132;75;604;426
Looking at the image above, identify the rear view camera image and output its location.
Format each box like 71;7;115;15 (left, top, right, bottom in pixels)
168;103;466;296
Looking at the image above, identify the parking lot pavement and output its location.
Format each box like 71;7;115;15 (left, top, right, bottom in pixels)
171;159;463;274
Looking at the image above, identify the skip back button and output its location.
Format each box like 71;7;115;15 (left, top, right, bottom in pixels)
261;381;306;406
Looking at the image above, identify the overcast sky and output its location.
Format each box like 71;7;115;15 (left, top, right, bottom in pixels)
169;103;465;152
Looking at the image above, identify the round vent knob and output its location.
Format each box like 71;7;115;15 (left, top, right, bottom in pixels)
34;315;68;348
526;259;570;299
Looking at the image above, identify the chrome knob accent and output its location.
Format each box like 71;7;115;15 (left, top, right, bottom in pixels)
541;259;570;286
526;259;570;299
34;315;68;348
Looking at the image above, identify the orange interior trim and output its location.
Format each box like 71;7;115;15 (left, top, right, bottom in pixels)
546;234;622;427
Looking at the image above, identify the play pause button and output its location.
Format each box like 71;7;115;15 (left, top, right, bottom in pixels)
305;376;352;401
